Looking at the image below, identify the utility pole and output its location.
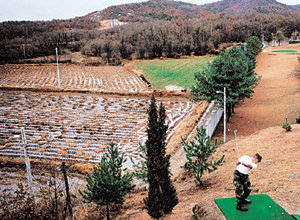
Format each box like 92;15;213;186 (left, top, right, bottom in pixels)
56;48;61;88
23;27;28;59
23;44;26;59
223;87;226;143
21;127;35;202
216;87;226;143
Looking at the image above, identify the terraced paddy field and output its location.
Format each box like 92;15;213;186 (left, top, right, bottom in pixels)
0;64;150;93
0;63;208;202
0;91;198;166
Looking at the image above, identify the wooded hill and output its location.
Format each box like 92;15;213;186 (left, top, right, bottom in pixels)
1;0;300;64
97;0;214;22
200;0;300;16
95;0;300;22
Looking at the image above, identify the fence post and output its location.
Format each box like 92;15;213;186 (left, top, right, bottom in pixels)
62;162;72;217
21;127;35;202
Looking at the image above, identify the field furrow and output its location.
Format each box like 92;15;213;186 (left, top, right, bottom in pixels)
0;65;151;93
0;91;195;166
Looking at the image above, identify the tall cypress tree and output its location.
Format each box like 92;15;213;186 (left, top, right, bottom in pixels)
144;95;178;219
157;102;178;214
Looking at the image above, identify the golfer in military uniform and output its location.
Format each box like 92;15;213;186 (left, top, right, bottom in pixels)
233;153;262;211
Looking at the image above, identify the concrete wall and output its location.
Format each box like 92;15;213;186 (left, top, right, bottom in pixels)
170;101;224;178
186;101;223;140
199;101;223;137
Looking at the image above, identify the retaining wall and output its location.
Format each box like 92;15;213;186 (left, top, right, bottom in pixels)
170;101;224;177
197;101;223;137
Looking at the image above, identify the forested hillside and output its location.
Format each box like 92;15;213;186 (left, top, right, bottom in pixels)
201;0;300;16
97;0;300;21
293;4;300;9
1;0;300;64
98;0;215;22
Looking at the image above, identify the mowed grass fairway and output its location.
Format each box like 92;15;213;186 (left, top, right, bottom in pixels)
132;56;215;90
272;50;298;53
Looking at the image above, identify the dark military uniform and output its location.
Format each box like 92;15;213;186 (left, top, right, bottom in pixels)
233;170;251;205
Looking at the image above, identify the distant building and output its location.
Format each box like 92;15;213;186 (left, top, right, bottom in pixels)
263;33;289;47
289;31;300;44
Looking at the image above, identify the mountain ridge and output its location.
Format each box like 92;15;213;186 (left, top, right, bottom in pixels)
200;0;300;16
89;0;300;22
97;0;214;22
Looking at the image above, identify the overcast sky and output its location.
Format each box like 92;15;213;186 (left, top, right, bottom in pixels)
1;0;299;22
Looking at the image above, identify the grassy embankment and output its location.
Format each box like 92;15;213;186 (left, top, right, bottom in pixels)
132;56;215;90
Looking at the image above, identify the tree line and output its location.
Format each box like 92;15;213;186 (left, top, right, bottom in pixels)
1;13;299;64
192;36;262;121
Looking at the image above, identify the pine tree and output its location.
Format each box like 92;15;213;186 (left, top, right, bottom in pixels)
144;95;178;219
192;46;259;120
181;126;225;186
79;143;135;220
245;36;263;56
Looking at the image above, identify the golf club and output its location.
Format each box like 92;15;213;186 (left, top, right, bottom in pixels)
234;130;239;159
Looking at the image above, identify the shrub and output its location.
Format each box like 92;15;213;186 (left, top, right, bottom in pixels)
130;143;148;183
282;118;292;131
296;116;300;124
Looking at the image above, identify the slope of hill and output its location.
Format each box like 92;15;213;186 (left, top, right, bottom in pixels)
91;0;300;23
293;4;300;9
89;0;216;22
201;0;300;16
95;124;299;220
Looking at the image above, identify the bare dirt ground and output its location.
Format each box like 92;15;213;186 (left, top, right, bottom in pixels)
84;125;299;220
222;43;300;141
86;44;300;220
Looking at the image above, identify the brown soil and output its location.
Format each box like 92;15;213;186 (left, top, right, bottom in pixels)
222;43;300;141
101;44;300;219
2;44;300;219
94;125;299;220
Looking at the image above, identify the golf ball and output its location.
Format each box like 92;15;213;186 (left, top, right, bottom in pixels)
269;206;271;208
282;213;284;215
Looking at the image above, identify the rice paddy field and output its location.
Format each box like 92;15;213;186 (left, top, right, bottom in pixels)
132;56;215;90
0;91;196;166
0;64;150;93
0;62;207;200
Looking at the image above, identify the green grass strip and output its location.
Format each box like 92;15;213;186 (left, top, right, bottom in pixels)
132;57;214;90
272;50;298;53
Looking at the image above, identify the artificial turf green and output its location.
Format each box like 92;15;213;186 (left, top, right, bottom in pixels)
214;194;294;220
292;215;300;220
272;50;298;53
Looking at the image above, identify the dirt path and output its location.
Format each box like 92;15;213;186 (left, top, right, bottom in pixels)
221;43;300;140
